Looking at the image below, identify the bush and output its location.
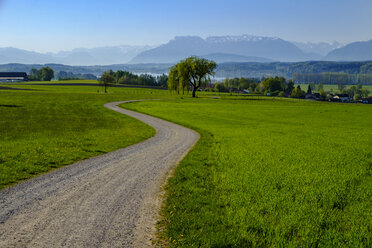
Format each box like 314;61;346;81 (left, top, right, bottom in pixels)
271;90;280;96
291;86;304;98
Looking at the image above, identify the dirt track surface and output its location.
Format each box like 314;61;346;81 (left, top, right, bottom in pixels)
0;100;199;247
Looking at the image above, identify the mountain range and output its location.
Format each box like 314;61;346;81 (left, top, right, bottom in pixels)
130;35;309;63
0;46;151;66
1;35;372;65
292;41;343;56
325;40;372;61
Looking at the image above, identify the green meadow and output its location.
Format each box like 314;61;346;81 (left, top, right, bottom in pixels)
125;98;372;247
0;83;171;188
1;82;371;246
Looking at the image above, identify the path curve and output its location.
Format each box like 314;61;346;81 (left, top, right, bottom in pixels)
0;100;199;247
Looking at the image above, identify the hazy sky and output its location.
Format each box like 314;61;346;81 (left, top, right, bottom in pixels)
0;0;371;52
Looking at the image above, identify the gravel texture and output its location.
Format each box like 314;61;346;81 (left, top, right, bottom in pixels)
0;100;199;247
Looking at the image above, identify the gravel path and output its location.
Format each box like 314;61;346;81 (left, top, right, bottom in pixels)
0;100;199;247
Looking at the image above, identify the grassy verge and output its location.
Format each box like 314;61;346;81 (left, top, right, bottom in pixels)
125;97;372;247
0;84;174;188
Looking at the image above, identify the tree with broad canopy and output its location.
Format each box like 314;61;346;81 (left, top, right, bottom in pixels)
100;71;115;93
168;56;216;97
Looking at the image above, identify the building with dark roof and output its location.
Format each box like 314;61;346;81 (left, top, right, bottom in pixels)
0;72;28;82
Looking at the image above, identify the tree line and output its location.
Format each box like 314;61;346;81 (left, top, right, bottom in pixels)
214;77;260;93
28;67;54;81
212;76;370;100
293;72;372;85
165;57;371;99
57;71;97;80
216;61;372;81
102;70;168;87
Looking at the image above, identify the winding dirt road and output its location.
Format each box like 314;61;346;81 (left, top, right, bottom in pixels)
0;101;199;247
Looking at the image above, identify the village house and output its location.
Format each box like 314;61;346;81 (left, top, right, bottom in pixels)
362;97;372;104
0;72;28;82
332;94;351;103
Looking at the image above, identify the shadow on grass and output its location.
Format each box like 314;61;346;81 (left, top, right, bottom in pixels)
0;86;40;91
0;104;21;108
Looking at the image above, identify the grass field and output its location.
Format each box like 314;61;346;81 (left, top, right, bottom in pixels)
1;82;371;246
1;79;100;86
0;82;172;188
125;98;372;247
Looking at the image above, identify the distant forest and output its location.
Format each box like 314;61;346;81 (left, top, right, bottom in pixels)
216;61;372;85
1;61;372;84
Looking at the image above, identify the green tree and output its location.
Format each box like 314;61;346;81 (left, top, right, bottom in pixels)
257;77;285;93
29;68;38;79
317;82;324;91
168;65;181;94
286;80;295;93
238;78;250;90
266;77;283;92
309;82;315;91
100;71;115;93
249;82;257;92
307;84;312;94
224;78;233;93
168;56;216;97
28;67;54;81
319;89;327;98
338;82;345;92
292;85;304;98
361;88;369;98
157;74;168;88
214;83;226;92
40;67;54;81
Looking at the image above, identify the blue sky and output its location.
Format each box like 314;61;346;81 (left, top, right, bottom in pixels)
0;0;371;52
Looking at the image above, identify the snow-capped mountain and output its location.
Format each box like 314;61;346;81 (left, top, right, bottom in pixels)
130;35;309;63
206;35;280;43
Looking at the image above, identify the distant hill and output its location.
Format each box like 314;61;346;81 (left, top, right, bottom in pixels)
0;47;54;64
201;53;272;63
2;36;372;65
326;40;372;61
216;61;372;78
0;46;151;65
0;63;172;77
1;61;372;81
52;46;152;65
130;35;311;63
293;41;343;57
130;36;210;64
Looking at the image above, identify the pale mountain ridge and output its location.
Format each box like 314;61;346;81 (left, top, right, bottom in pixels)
202;53;273;63
206;35;280;43
325;39;372;61
0;45;152;65
293;41;344;56
52;45;153;65
130;34;310;63
1;35;372;65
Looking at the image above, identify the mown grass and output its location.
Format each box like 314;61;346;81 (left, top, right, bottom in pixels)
2;79;100;85
125;98;372;247
0;83;172;188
